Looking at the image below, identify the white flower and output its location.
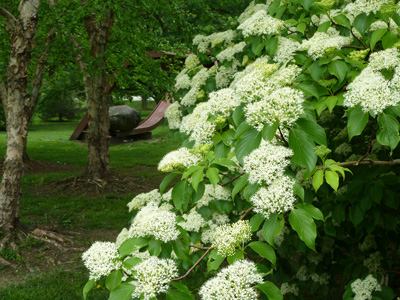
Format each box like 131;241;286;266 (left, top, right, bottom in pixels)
128;202;179;242
179;210;207;232
238;10;284;37
165;101;182;130
359;235;377;252
127;189;162;212
281;282;299;296
344;0;389;17
132;257;178;300
344;66;400;114
250;175;296;219
196;184;232;209
216;60;241;89
296;265;309;281
351;274;382;300
175;69;191;90
244;87;304;131
82;242;122;280
199;259;263;300
191;68;211;89
274;37;300;63
208;88;241;117
193;30;236;52
158;147;202;173
212;220;252;257
185;54;200;70
238;1;269;24
298;28;352;59
363;251;382;273
181;86;200;107
243;141;293;185
216;42;247;63
368;47;400;71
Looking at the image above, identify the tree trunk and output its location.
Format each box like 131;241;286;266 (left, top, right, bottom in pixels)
0;1;39;235
81;10;114;180
142;96;148;110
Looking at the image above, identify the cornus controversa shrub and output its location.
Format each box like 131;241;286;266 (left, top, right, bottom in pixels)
83;0;400;299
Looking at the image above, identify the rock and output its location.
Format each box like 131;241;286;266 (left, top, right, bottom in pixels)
109;105;141;132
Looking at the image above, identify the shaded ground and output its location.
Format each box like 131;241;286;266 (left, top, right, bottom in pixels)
0;160;165;288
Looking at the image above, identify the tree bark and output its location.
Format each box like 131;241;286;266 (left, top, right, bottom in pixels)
0;1;39;235
72;9;114;180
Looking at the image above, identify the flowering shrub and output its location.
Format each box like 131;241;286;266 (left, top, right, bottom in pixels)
83;0;400;299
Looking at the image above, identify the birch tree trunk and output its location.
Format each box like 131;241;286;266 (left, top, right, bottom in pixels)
0;1;39;236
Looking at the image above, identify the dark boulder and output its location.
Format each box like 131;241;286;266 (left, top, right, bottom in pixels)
109;105;141;132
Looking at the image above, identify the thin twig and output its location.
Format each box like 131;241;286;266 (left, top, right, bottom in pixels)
357;116;378;165
172;247;214;281
219;173;234;179
189;245;212;250
338;159;400;167
219;173;245;187
0;7;17;29
239;207;254;221
278;127;289;146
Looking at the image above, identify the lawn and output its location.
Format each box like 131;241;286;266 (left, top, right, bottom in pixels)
0;101;180;299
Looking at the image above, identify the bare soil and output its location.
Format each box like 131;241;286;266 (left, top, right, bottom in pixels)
0;160;163;288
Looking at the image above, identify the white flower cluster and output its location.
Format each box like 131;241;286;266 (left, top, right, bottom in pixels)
296;265;309;281
132;257;178;300
230;56;272;89
193;30;236;52
310;273;330;285
127;189;162;212
243;141;293;185
208;88;241;117
212;220;252;257
82;242;122;280
344;66;400;114
351;274;382;300
199;260;263;300
270;64;302;86
370;19;398;33
273;225;290;246
216;59;241;88
345;0;389;16
158;147;202;173
250;175;296;219
298;28;352;60
238;1;269;24
179;210;207;232
175;69;191;90
165;101;182;130
196;184;232;209
363;251;382;273
308;251;323;265
216;42;247;62
201;215;230;245
281;282;299;296
238;10;284;37
369;47;400;71
129;202;179;243
185;54;200;70
274;37;300;63
244;87;304;130
359;235;377;252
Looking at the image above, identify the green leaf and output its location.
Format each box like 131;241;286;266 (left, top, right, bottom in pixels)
170;282;192;296
354;12;374;34
235;128;262;164
253;41;266;56
333;14;351;28
295;81;320;99
206;167;220;187
325;170;339;191
300;0;316;11
249;213;265;232
289;128;317;172
244;183;260;202
172;239;190;261
232;173;250;199
123;257;142;270
247;241;276;265
227;250;244;264
207;250;225;271
289;208;317;251
382;31;398;49
106;270;122;292
160;173;178;193
262;121;279;141
308;61;326;82
265;37;278;57
326;96;337;113
256;282;283;300
109;283;136;300
148;239;162;256
192;182;205;204
296;203;324;221
349;204;364;226
191;167;204;192
297;22;306;34
328;60;347;83
347;106;369;140
167;290;194;300
377;113;400;151
234;122;251;140
262;214;284;246
293;181;305;200
318;21;330;32
295;117;327;145
182;165;201;180
312;169;324;192
119;238;149;257
370;28;387;50
172;181;190;212
232;105;244;127
83;279;95;300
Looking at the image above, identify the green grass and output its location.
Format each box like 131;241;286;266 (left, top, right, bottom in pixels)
0;103;181;298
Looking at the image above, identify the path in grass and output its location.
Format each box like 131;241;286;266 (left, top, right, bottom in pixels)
0;104;180;299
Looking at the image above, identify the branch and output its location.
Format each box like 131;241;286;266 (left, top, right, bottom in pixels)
219;173;245;187
0;7;17;29
189;245;212;250
278;127;289;146
357;116;378;164
239;207;254;220
70;35;88;73
0;81;6;107
337;159;400;167
172;247;214;281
